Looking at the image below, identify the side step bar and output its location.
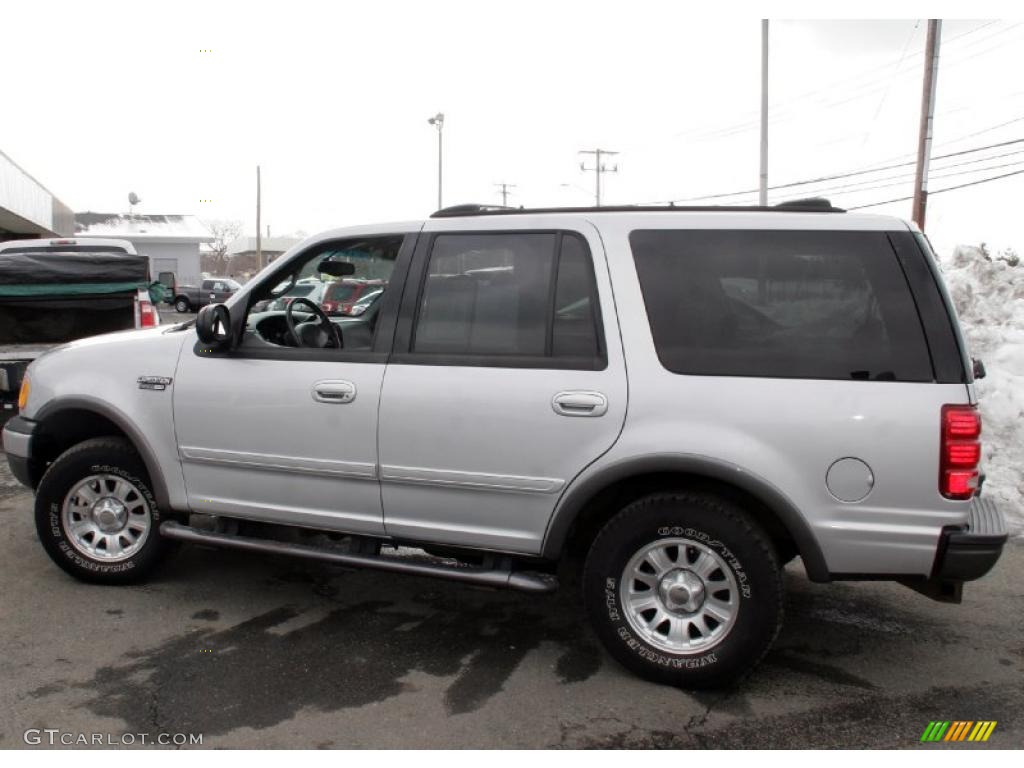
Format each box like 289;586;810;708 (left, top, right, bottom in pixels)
160;521;558;594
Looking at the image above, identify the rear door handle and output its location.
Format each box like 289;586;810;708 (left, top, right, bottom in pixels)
312;379;356;404
552;391;608;417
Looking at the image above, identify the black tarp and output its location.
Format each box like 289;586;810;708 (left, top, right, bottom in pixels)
0;298;136;344
0;250;149;285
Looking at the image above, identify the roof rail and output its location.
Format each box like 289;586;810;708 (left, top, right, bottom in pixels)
430;198;845;218
431;203;519;217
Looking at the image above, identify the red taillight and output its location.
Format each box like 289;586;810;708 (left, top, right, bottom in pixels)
321;301;337;313
946;442;981;466
945;408;981;438
139;299;158;328
940;405;981;499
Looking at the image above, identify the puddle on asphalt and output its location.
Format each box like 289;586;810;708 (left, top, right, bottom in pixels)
57;586;602;736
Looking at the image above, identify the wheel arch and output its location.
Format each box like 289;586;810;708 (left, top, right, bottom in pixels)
32;397;171;510
542;454;830;582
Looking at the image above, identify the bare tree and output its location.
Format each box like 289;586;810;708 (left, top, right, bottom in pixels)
202;219;243;275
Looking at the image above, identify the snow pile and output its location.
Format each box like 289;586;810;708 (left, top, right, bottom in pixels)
940;245;1024;534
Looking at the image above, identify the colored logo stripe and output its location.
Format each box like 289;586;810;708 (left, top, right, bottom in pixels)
970;721;997;742
945;721;972;741
921;721;997;742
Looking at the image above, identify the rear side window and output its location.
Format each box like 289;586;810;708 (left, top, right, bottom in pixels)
412;232;603;364
629;229;933;381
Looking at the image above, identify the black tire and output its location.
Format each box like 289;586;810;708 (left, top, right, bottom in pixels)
583;492;783;688
34;437;168;585
174;298;191;313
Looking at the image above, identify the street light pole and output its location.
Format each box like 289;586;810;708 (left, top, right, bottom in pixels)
759;19;769;206
256;165;262;271
428;112;445;209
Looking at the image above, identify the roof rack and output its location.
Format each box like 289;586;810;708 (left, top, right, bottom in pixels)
430;197;844;218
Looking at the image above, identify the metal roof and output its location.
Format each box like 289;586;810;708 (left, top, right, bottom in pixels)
74;212;214;242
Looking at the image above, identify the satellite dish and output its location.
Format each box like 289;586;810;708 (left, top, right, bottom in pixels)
128;192;141;206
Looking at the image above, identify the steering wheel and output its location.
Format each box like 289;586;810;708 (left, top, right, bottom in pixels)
285;297;343;348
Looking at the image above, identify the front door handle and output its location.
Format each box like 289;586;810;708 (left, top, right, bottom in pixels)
312;379;356;404
552;391;608;417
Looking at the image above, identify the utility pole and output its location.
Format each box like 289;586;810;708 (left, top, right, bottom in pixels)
255;165;262;270
428;112;445;209
495;182;516;207
579;149;619;206
759;19;769;206
912;19;942;230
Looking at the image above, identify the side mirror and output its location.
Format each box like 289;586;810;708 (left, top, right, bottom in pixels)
318;259;356;278
196;304;232;349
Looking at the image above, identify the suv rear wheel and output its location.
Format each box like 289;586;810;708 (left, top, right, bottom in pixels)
34;437;168;584
582;492;783;688
174;297;191;313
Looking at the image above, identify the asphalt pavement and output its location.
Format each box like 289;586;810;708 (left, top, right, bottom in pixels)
1;452;1022;749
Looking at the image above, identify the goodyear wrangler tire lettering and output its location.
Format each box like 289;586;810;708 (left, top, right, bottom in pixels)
34;438;168;585
583;491;784;689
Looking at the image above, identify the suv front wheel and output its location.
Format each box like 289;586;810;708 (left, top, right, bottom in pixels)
582;492;784;688
34;437;168;584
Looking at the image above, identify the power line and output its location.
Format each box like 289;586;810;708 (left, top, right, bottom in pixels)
679;21;997;132
640;136;1024;205
942;115;1024;144
781;148;1024;202
857;20;921;159
668;22;1021;148
780;148;1024;199
847;167;1024;210
779;157;1024;202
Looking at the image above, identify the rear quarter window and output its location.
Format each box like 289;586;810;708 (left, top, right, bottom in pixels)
629;229;934;381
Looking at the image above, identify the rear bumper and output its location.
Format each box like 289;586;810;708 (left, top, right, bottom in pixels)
1;415;39;488
933;496;1008;582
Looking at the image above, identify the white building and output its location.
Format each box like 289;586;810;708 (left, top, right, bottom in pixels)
74;212;214;286
0;149;74;239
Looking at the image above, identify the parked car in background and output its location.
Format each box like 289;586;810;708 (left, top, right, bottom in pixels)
172;278;241;313
320;278;386;315
259;277;327;312
0;237;159;423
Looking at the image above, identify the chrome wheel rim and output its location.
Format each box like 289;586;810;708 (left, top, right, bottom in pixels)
619;537;739;654
61;474;151;562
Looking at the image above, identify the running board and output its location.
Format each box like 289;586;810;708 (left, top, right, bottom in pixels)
159;521;558;594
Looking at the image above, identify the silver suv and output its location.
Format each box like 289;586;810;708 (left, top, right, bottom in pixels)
2;200;1008;688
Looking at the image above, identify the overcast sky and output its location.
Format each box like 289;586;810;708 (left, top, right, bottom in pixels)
2;2;1022;256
